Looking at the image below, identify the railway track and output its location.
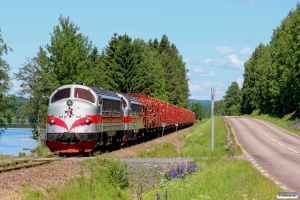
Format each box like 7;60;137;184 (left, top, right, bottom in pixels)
0;158;62;173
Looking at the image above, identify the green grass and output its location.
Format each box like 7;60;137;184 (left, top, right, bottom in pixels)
143;116;282;200
245;112;300;137
144;158;282;200
181;117;242;157
22;158;130;200
137;142;179;158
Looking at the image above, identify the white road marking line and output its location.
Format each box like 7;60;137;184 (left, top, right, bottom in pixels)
275;182;279;184
278;142;285;147
259;130;264;133
270;138;276;142
265;134;269;137
287;147;299;153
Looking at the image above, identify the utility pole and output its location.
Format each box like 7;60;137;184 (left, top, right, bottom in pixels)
211;87;216;152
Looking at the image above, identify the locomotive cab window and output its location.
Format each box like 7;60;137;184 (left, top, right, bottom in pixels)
111;100;121;115
102;99;121;115
102;99;111;115
131;104;143;116
74;88;95;103
51;88;71;103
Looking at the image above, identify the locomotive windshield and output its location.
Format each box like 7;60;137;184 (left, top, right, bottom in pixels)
51;88;71;103
74;88;95;103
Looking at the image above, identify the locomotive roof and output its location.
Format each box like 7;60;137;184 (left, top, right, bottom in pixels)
122;93;142;105
88;86;120;99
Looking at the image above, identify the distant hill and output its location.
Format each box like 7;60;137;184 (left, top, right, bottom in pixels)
188;99;211;106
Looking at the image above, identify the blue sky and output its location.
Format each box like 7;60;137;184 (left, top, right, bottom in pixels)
0;0;299;100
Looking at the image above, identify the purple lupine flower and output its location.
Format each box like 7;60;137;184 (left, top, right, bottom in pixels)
156;191;161;200
187;162;197;173
169;168;177;180
177;164;185;178
294;122;300;129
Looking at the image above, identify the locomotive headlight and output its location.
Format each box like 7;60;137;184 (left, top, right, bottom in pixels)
67;100;73;106
84;118;92;124
49;118;55;124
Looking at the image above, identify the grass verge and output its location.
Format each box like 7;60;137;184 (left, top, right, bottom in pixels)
245;112;300;137
136;142;179;158
22;158;130;200
143;116;282;199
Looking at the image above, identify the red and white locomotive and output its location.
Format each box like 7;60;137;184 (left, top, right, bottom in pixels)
46;83;195;154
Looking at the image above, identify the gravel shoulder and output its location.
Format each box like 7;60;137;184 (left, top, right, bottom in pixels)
0;126;194;200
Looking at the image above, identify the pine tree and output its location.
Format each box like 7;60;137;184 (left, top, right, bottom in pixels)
158;36;190;108
114;34;134;92
130;39;168;101
104;33;123;92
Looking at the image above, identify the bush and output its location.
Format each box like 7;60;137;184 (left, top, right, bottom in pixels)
18;152;26;157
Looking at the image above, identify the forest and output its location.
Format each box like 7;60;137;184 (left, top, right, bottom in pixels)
0;15;203;138
215;4;300;118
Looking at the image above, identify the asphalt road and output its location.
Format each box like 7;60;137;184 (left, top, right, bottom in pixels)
227;117;300;193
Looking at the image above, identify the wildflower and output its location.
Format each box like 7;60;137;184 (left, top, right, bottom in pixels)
187;162;197;173
177;164;185;178
169;168;177;180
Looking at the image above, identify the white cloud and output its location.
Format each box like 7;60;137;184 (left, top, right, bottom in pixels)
206;71;218;77
204;54;244;69
183;58;192;63
192;68;218;77
240;47;252;56
189;84;204;92
203;58;221;65
189;81;228;100
236;78;244;88
227;55;244;68
193;68;203;73
216;46;233;54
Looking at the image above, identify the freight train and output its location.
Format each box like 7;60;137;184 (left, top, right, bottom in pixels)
46;83;195;155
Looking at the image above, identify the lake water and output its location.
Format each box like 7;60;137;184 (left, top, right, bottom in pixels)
0;128;38;156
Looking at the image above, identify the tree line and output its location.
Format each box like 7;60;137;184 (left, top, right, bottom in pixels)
217;3;300;118
0;15;193;139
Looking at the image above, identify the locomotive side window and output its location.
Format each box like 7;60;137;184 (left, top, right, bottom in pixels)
102;99;121;115
131;104;143;116
102;99;111;115
74;88;95;103
51;88;71;103
111;100;121;115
